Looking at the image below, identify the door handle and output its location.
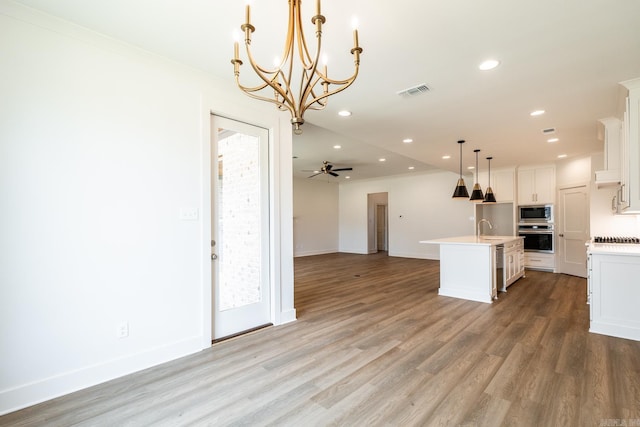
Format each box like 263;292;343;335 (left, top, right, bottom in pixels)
211;253;218;260
559;234;564;237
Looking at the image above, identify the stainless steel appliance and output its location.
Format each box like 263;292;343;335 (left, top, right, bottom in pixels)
518;223;554;253
518;204;553;223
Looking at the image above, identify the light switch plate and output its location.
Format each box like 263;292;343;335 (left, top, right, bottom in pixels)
180;207;199;220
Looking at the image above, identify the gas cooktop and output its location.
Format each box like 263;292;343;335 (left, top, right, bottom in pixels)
592;236;640;244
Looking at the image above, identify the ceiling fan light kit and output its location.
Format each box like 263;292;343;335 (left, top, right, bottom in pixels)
452;140;470;198
231;0;363;135
306;161;352;178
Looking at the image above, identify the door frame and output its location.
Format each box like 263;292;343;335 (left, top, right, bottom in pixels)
200;107;295;348
210;115;272;340
367;192;389;254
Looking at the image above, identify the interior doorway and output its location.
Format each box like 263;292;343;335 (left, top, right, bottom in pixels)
367;192;388;254
376;204;388;251
557;184;589;277
210;115;272;340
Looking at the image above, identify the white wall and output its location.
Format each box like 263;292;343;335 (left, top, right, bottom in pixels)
0;4;294;414
339;171;475;259
556;155;592;187
293;178;339;256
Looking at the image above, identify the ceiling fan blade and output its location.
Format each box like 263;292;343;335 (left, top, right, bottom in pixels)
331;167;352;172
307;172;322;178
325;164;333;171
329;172;339;177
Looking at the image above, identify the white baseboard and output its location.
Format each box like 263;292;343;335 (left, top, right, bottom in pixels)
294;249;337;257
278;308;297;325
388;251;439;260
0;336;203;416
590;322;640;342
337;249;369;255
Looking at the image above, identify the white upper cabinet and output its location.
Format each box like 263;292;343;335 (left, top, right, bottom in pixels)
595;117;622;188
517;165;556;205
477;168;515;202
619;77;640;213
493;169;516;202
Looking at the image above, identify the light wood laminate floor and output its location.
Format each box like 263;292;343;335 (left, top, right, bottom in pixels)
2;252;639;426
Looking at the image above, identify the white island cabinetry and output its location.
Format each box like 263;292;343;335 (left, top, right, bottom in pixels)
421;236;525;304
504;238;525;287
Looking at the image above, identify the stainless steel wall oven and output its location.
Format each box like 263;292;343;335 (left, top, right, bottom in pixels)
518;223;554;253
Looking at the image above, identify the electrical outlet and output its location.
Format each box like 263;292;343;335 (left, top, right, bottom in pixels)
117;321;129;338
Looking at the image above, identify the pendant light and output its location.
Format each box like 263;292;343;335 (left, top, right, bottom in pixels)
452;140;469;198
469;149;484;201
483;156;497;203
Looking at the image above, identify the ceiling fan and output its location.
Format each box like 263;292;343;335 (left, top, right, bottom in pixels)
305;161;353;178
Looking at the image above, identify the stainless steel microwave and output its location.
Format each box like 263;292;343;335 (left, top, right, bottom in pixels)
518;204;553;223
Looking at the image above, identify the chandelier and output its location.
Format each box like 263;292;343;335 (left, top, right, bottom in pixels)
231;0;363;134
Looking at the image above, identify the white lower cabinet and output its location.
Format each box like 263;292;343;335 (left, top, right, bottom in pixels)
589;251;640;341
504;239;525;288
497;238;525;292
524;252;555;271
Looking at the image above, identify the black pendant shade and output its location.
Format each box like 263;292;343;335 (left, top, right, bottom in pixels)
484;187;497;203
453;178;470;198
452;140;469;198
483;156;497;203
469;149;484;201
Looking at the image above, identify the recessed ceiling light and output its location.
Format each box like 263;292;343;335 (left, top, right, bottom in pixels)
467;166;475;170
408;166;415;170
333;145;341;149
558;154;567;158
479;59;500;71
530;110;545;116
338;110;352;117
547;138;559;143
379;158;386;162
313;170;320;173
403;138;413;143
442;155;451;160
345;176;351;179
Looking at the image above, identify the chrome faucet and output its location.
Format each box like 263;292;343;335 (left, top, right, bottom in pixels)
477;218;493;237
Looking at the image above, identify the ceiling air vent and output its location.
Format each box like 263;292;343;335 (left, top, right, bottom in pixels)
397;83;431;98
542;127;556;134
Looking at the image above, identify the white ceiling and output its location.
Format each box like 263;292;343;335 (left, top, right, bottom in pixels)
14;0;640;181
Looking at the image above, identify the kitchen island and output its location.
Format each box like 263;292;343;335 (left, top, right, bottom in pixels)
420;236;525;303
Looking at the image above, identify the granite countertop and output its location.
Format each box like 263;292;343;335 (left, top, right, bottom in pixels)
420;235;523;246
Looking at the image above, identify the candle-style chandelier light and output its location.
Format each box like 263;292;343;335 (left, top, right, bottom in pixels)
231;0;363;135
